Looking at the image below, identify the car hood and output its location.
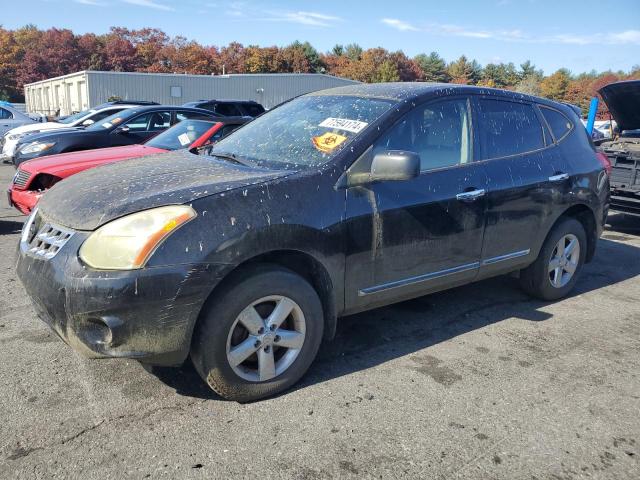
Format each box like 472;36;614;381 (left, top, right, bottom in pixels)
598;80;640;132
18;128;97;145
19;145;166;177
7;121;70;136
37;149;293;231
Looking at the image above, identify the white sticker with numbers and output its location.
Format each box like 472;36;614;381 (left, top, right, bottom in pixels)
318;117;368;134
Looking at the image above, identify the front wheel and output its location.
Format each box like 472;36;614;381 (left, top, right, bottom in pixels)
520;217;587;300
191;265;324;402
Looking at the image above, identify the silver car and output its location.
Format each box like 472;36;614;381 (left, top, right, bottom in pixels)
0;103;39;137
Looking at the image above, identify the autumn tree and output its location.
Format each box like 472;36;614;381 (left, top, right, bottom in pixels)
219;42;246;74
539;68;571;100
414;52;449;83
448;55;481;84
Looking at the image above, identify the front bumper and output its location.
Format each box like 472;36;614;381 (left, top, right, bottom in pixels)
16;218;229;366
8;187;40;215
1;139;18;163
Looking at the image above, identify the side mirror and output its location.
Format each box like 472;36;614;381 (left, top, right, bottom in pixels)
348;150;420;187
114;125;130;134
81;119;94;127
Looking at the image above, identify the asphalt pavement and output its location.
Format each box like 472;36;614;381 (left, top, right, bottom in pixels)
0;163;638;479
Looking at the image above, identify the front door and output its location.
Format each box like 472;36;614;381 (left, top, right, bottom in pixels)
110;111;172;146
344;97;488;312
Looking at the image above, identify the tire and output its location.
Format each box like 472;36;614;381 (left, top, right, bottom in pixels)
191;264;324;402
520;217;587;301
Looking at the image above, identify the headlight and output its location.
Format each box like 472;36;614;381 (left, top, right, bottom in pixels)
20;142;55;154
79;205;197;270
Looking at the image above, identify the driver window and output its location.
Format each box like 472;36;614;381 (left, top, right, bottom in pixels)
374;98;471;171
124;112;171;132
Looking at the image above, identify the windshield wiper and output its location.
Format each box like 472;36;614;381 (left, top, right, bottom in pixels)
211;151;254;167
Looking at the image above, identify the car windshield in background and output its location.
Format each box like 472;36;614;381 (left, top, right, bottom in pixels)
145;120;218;150
58;109;94;124
208;95;395;169
86;110;135;130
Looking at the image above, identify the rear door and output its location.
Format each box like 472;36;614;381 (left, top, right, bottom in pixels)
473;96;561;277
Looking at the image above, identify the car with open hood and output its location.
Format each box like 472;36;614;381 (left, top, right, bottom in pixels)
8;117;248;214
12;105;215;165
597;80;640;216
16;83;609;401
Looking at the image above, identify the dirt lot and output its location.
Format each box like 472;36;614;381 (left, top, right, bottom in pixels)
0;162;638;479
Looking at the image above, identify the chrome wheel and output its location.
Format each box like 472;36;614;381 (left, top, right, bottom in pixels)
548;233;580;288
226;295;306;382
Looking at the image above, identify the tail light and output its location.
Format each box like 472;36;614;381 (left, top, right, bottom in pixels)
596;151;612;175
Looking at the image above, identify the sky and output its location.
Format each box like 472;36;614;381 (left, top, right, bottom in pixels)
1;0;639;75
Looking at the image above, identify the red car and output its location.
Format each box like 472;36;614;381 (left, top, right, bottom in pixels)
8;118;247;214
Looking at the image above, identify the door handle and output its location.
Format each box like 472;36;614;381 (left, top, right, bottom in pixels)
456;189;486;202
548;173;569;182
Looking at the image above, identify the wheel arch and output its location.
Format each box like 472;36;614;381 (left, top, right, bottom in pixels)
543;204;598;263
193;249;338;346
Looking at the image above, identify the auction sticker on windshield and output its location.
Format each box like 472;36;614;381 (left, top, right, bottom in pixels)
319;118;368;134
178;133;191;146
312;132;347;153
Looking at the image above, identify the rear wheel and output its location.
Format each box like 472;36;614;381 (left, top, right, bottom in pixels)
520;218;587;300
191;265;323;402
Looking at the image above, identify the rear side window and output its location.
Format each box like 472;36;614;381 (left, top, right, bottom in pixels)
477;99;544;159
540;106;572;142
215;103;243;116
243;104;265;116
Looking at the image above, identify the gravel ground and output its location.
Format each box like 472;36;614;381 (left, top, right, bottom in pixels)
0;162;638;479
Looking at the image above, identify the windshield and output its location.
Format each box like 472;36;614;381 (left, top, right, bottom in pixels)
208;95;395;169
145;120;219;150
58;109;94;125
86;110;135;131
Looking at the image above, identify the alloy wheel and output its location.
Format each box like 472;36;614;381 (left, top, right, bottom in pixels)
548;233;580;288
226;295;306;382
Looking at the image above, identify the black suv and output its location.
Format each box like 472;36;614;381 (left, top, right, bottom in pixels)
13;105;217;165
182;99;265;117
16;83;609;401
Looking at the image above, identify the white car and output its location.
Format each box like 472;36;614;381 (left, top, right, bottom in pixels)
1;101;158;162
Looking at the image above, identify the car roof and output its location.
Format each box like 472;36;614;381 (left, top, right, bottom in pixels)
187;99;261;104
310;82;573;113
115;105;217;117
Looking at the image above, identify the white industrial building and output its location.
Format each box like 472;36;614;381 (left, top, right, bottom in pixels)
24;71;359;116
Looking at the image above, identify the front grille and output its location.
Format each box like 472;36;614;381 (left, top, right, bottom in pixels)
27;221;74;260
13;169;31;188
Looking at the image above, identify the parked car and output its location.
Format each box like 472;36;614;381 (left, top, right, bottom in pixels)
1;101;159;163
0;103;41;139
16;83;609;402
182;99;265;117
12;105;216;165
8;117;248;214
597;80;640;216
